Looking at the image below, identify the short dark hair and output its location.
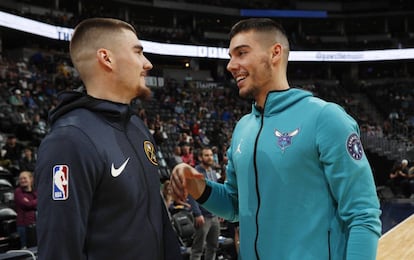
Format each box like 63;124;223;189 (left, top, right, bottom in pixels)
70;18;136;64
69;17;137;80
199;147;212;157
229;18;287;41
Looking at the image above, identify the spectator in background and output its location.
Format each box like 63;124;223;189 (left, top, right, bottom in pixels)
19;147;36;172
194;129;210;148
162;180;174;208
217;143;228;166
2;135;23;169
190;119;199;135
178;132;193;147
151;119;166;145
10;106;32;140
174;101;185;114
9;89;24;107
181;143;195;167
220;106;232;122
187;147;220;260
31;113;48;145
21;90;38;110
14;171;37;249
388;159;410;197
169;145;183;168
210;146;221;171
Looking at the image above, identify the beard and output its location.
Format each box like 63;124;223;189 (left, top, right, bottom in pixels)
239;87;255;100
136;85;152;101
237;81;258;102
238;58;272;101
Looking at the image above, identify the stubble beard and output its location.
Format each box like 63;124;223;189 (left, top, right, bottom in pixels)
238;82;257;101
238;58;271;101
136;85;152;101
203;159;214;168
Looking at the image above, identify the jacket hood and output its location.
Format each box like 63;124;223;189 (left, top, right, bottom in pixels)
49;89;131;125
253;88;313;116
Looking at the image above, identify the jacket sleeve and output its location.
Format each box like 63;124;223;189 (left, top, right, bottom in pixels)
316;103;382;260
35;126;103;260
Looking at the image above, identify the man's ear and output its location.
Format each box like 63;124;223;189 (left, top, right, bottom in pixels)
97;48;112;69
271;43;283;60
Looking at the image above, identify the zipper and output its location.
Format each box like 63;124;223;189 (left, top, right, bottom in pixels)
253;111;265;260
328;230;331;260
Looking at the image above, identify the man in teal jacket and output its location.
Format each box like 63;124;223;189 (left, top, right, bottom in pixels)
170;18;381;260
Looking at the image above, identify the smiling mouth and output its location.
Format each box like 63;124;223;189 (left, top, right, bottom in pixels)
236;76;246;83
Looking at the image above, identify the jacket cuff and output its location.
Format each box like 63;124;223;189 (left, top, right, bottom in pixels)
196;183;211;204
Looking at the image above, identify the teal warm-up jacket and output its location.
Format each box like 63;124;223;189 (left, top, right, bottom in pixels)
198;88;381;260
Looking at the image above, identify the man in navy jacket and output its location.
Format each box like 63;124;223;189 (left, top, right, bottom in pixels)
35;18;181;260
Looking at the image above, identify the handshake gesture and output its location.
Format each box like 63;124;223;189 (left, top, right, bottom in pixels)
169;163;206;203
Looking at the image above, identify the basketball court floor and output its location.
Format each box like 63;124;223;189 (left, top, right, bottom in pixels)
378;197;414;259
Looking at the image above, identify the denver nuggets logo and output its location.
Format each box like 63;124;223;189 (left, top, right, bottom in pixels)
275;128;299;152
144;141;158;165
346;133;364;160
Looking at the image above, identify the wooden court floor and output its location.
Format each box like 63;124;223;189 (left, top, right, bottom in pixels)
377;199;414;260
377;213;414;259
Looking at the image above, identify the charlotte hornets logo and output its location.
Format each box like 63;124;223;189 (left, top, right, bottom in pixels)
346;133;364;160
275;128;299;152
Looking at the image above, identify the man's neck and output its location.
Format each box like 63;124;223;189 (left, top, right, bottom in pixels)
201;164;211;171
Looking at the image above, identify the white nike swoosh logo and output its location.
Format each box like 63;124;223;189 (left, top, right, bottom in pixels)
111;158;130;177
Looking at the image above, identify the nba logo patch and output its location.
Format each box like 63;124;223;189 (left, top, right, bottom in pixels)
52;165;69;200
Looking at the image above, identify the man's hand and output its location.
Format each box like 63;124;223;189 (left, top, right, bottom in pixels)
194;215;205;228
170;163;206;205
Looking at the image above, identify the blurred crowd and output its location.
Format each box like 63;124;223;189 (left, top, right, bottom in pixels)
0;50;413;186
